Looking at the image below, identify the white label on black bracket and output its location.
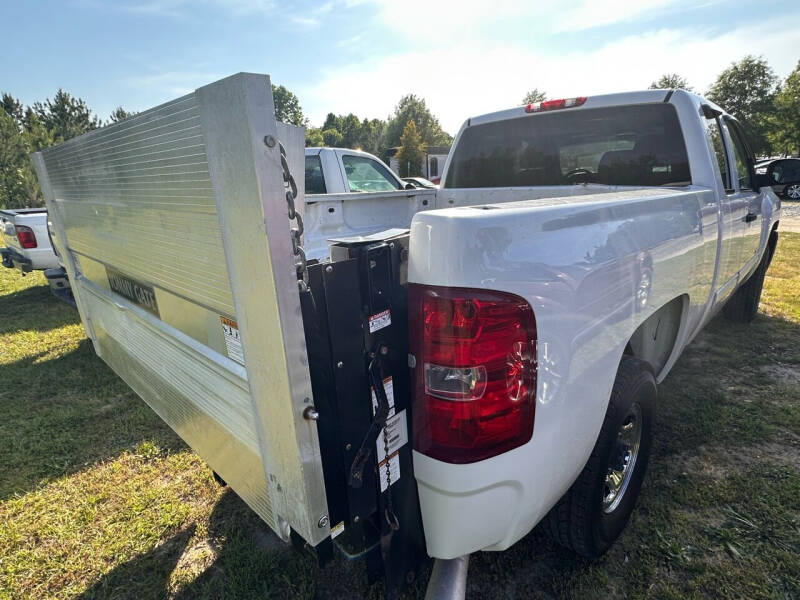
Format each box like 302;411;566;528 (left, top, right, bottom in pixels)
369;309;391;333
378;409;408;463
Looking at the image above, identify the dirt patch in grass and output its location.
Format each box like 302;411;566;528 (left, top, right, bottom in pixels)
760;363;800;386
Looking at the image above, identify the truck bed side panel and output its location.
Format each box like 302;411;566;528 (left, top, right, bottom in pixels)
408;187;719;557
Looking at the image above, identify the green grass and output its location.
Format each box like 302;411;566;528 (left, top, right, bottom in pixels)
1;235;800;599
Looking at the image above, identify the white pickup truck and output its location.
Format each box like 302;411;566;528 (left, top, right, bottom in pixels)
32;75;780;598
0;208;60;273
305;147;411;194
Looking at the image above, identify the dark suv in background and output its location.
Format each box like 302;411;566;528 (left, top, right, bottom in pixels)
756;158;800;199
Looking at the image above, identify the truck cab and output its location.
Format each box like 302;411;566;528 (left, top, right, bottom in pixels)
304;147;410;195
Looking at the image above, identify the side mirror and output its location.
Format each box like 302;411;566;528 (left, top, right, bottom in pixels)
404;182;416;190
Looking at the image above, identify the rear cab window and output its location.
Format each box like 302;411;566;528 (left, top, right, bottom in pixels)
445;104;691;188
305;154;327;194
341;155;402;192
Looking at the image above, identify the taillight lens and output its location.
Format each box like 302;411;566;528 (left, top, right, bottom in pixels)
15;225;37;249
409;285;536;463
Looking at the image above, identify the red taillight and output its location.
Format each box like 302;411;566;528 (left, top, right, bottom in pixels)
15;225;37;249
409;284;536;464
524;96;587;113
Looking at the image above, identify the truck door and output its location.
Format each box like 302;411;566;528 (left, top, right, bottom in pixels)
721;117;763;277
703;114;742;300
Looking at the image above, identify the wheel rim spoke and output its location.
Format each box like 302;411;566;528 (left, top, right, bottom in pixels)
602;402;643;513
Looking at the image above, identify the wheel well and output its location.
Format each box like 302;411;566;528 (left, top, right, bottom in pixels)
626;295;686;380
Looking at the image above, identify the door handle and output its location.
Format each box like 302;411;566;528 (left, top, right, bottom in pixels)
745;212;757;223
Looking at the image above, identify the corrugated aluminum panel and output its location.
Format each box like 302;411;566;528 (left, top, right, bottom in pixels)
32;73;329;546
39;94;234;315
82;281;273;524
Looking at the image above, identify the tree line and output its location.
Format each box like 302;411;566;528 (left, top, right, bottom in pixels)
298;93;452;178
1;90;136;210
2;55;798;209
644;56;799;157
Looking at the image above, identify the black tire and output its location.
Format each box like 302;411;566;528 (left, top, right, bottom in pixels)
546;356;655;558
783;183;800;200
723;246;770;323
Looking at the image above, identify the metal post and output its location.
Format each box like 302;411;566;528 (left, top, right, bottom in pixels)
424;555;470;600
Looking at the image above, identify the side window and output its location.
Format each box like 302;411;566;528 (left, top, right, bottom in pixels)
341;155;401;192
430;156;438;177
704;118;731;191
724;119;755;191
305;155;327;194
781;160;800;183
771;162;783;183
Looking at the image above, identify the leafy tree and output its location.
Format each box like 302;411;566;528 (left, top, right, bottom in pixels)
359;118;386;155
0;111;29;208
0;112;46;209
707;56;779;155
2;93;24;126
109;107;137;124
649;73;693;91
272;84;306;126
322;112;341;132
33;89;101;142
396;120;425;177
321;128;343;147
384;94;451;151
339;113;362;148
305;126;324;147
316;112;387;152
769;61;800;156
522;89;547;104
22;109;55;153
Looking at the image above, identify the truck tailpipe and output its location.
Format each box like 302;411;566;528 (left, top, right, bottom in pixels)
425;555;470;600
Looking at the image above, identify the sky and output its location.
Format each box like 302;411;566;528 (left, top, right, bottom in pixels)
2;0;799;135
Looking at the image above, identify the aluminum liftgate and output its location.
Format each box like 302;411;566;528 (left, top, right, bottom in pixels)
32;73;431;596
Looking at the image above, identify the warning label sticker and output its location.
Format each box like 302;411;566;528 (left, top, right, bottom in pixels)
330;521;345;540
371;377;408;492
368;309;391;333
371;376;395;415
220;316;244;364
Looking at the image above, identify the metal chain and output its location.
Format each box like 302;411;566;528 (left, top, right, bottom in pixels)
278;142;309;290
383;421;400;531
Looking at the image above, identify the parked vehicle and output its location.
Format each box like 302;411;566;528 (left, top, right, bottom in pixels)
302;146;435;259
305;147;412;194
0;208;60;274
756;157;800;199
33;75;780;598
402;176;438;189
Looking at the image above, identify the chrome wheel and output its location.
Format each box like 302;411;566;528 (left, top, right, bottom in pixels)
602;402;642;513
786;184;800;200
